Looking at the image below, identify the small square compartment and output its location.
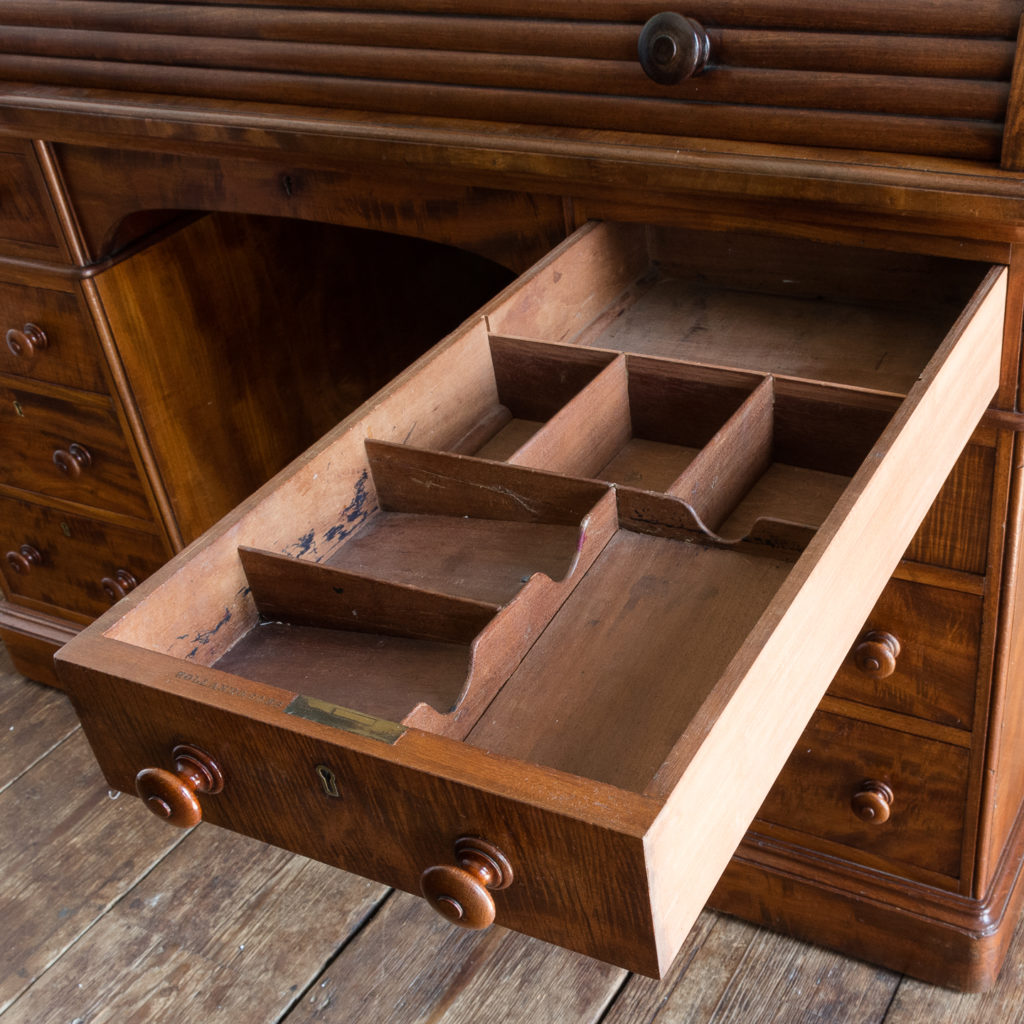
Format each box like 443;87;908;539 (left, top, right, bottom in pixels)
433;334;616;461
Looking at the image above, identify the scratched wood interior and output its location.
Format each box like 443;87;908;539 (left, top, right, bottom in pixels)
4;639;1024;1024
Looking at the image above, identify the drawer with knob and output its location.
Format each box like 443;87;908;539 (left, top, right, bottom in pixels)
903;438;997;576
0;275;107;392
0;376;151;519
756;711;970;883
0;494;167;618
0;144;63;259
55;221;1005;976
828;578;982;730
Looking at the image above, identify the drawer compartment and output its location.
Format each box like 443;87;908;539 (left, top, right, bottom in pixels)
757;711;970;882
905;440;996;575
0;495;167;619
0;144;60;255
0;378;150;519
0;277;106;392
56;223;1005;977
830;578;982;730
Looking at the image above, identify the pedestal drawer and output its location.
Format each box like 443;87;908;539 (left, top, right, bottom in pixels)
757;711;970;883
829;578;982;730
904;440;996;575
0;377;150;519
0;144;61;257
0;495;167;619
0;276;106;392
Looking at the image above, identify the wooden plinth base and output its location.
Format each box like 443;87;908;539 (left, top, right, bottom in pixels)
0;602;80;689
712;819;1024;992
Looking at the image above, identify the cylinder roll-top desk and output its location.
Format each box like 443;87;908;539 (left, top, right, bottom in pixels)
5;0;1024;990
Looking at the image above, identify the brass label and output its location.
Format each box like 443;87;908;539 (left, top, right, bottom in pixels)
285;694;405;744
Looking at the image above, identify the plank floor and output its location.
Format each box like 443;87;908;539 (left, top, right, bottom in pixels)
3;640;1023;1023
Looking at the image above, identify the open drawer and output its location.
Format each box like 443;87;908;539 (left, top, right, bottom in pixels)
55;222;1006;977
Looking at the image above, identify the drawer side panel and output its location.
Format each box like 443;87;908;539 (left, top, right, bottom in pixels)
644;266;1006;972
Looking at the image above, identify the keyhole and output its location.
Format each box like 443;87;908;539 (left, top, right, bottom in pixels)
316;764;340;798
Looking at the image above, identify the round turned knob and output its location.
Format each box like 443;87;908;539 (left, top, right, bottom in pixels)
5;543;42;575
420;837;513;930
851;780;894;824
101;568;138;602
638;12;711;85
853;630;901;679
135;744;224;828
5;323;48;358
52;442;92;479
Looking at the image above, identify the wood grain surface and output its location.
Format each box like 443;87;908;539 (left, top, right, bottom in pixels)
4;640;1024;1021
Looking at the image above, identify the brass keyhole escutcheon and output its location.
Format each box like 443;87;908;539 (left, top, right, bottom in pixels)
316;764;340;798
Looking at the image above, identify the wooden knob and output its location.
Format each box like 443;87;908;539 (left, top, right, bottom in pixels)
5;323;48;358
135;744;224;828
5;543;42;575
101;568;139;602
420;837;513;930
52;442;92;478
638;12;711;85
852;780;894;824
853;630;901;679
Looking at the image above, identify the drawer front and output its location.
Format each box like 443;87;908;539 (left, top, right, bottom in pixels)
0;277;106;392
829;578;981;730
904;441;994;575
757;711;969;881
0;145;61;256
63;666;662;976
0;495;167;618
0;379;150;519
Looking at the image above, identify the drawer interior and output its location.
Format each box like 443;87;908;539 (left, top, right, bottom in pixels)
101;219;997;798
209;344;901;792
64;220;1004;977
488;222;986;392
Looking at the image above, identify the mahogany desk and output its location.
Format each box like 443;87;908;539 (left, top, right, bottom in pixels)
4;1;1024;989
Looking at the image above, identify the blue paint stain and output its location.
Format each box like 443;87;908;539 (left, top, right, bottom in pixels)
325;469;373;546
185;606;232;660
286;528;317;558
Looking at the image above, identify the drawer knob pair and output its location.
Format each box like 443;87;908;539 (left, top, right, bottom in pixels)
53;442;92;479
5;543;41;575
853;630;901;679
638;13;711;85
135;744;224;828
851;780;895;824
421;837;514;930
5;323;48;359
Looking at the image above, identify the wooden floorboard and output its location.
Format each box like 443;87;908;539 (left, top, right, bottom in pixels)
1;642;1022;1022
